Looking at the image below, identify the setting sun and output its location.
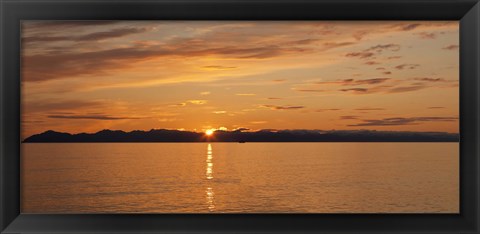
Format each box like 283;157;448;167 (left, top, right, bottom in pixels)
205;129;214;136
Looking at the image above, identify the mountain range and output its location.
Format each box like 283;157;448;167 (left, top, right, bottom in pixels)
23;129;459;143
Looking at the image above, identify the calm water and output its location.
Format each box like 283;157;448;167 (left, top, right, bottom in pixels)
21;143;459;213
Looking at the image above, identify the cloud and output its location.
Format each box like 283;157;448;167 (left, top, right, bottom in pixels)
304;75;453;95
337;81;438;95
188;100;207;105
413;77;446;82
285;38;321;46
267;97;282;100
233;127;250;132
171;100;208;106
47;114;142;120
236;93;256;96
365;44;400;52
348;116;458;126
76;28;148;41
157;118;177;122
395;64;420;70
352;31;369;40
262;105;304;110
392;23;422;31
416;32;436;39
24;99;103;113
24;27;149;43
354;78;390;85
340;116;359;120
171;103;187;107
23;21;120;30
387;56;402;60
428;106;445;109
213;111;227;114
443;44;459;50
383;71;392;75
388;85;427;93
345;52;375;59
346;44;400;60
365;61;380;65
23;40;309;82
315;108;340;112
202;65;237;70
200;91;211;95
355;108;385;111
322;41;356;50
340;88;369;93
295;89;325;92
250;121;267;124
317;78;390;86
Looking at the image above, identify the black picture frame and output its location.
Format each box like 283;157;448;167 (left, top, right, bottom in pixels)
1;0;479;233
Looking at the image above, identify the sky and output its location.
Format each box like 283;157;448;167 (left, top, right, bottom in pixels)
21;21;459;138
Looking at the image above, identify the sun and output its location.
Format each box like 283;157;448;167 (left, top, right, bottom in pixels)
205;129;214;136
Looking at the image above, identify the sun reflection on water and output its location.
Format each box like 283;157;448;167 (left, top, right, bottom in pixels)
206;144;213;180
205;144;215;211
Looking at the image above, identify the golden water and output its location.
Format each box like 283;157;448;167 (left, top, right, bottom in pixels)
21;143;459;213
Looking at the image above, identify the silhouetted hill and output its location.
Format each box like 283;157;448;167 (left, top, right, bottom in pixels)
23;129;459;143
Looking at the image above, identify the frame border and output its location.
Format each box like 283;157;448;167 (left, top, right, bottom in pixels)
1;0;479;233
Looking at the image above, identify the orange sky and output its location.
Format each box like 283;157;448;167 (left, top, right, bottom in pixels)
21;21;459;138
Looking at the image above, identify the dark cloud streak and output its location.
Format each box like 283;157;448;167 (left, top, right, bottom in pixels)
47;114;142;120
262;105;305;110
348;116;458;126
24;28;149;43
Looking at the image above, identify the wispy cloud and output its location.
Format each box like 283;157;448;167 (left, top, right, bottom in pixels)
443;44;459;50
348;116;458;126
24;27;149;43
202;65;237;70
413;77;447;82
23;39;311;82
24;99;103;113
395;64;420;70
212;111;227;114
346;43;400;60
188;100;207;105
392;23;422;31
386;56;402;60
415;32;437;39
24;21;120;30
388;85;427;93
236;93;256;96
346;52;375;59
47;114;142;120
262;105;305;110
340;115;359;120
354;108;385;111
250;121;267;124
322;41;356;50
294;89;325;93
340;88;370;93
315;108;340;112
316;78;390;86
365;43;400;52
365;61;380;65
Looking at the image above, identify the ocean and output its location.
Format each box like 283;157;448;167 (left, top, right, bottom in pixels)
21;142;459;213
